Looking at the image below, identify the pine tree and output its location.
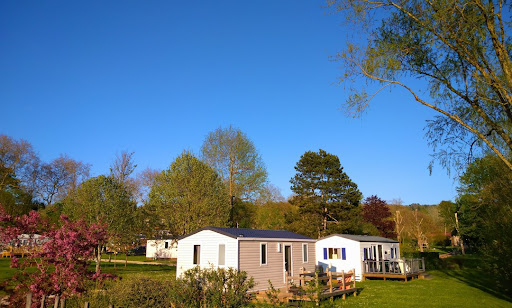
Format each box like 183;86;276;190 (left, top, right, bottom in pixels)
290;149;362;238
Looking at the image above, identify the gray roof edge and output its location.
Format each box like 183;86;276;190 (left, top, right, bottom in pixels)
319;234;398;243
177;227;237;240
178;227;313;241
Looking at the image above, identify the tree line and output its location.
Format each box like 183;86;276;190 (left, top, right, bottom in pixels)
0;129;452;246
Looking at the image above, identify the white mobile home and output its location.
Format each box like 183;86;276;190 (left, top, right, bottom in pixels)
316;234;400;281
176;227;316;291
146;239;177;259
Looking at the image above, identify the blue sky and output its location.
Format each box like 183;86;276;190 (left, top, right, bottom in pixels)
0;1;456;205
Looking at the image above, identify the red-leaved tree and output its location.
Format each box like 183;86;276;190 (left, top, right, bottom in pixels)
362;195;396;239
0;205;114;307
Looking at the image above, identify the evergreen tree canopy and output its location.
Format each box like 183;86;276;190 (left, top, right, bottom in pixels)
290;149;362;238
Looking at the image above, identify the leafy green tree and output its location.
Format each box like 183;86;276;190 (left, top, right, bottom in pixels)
148;151;229;236
456;154;512;292
0;135;38;191
0;135;40;215
330;0;512;172
201;126;268;225
0;178;41;217
63;175;136;273
290;149;362;238
253;201;294;230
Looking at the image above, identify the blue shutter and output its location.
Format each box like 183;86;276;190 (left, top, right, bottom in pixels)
323;248;327;260
391;247;394;258
341;248;346;260
363;248;368;260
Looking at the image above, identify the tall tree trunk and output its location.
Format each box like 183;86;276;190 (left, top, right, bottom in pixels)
454;212;466;255
95;244;102;274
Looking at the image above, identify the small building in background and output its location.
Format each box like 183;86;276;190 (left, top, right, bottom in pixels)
146;239;178;259
316;234;400;281
176;227;316;291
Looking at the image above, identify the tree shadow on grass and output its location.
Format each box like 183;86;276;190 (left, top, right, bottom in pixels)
438;261;511;303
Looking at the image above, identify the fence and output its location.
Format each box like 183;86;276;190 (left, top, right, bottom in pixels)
362;258;425;275
24;293;112;308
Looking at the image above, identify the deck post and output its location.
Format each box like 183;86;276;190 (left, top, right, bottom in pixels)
341;270;345;291
329;271;333;293
353;268;357;296
381;260;385;274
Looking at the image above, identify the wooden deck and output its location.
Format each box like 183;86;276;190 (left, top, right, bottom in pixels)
253;269;357;304
362;258;425;282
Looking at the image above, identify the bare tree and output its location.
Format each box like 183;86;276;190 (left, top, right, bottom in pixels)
0;135;38;190
110;151;137;184
412;210;427;252
110;151;139;204
35;155;90;205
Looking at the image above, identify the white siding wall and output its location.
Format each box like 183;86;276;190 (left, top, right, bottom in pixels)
176;230;238;277
316;236;361;279
146;240;177;259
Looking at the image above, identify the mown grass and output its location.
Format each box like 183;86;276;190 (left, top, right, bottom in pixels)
331;270;510;307
101;253;176;264
98;261;176;279
2;255;511;307
0;257;176;298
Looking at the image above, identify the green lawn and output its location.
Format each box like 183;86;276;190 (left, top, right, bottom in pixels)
0;258;16;283
331;270;511;307
0;258;176;298
1;256;510;307
102;253;176;264
98;261;176;279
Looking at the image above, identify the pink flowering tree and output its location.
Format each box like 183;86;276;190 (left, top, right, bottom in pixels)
0;205;115;306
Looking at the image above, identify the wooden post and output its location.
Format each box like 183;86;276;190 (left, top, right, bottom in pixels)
353;268;357;296
285;271;289;291
54;295;60;308
25;293;32;308
341;270;345;290
315;271;320;307
40;295;46;308
329;270;333;293
84;302;90;308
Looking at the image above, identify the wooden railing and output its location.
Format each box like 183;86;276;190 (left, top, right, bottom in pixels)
362;258;425;275
285;268;356;294
24;293;113;308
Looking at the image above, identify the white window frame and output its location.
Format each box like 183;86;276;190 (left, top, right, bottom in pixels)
328;247;341;259
260;242;268;266
218;243;226;266
302;243;309;263
193;244;200;265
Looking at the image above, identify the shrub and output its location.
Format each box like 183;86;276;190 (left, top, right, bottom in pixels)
402;251;441;270
171;266;255;308
109;276;173;308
